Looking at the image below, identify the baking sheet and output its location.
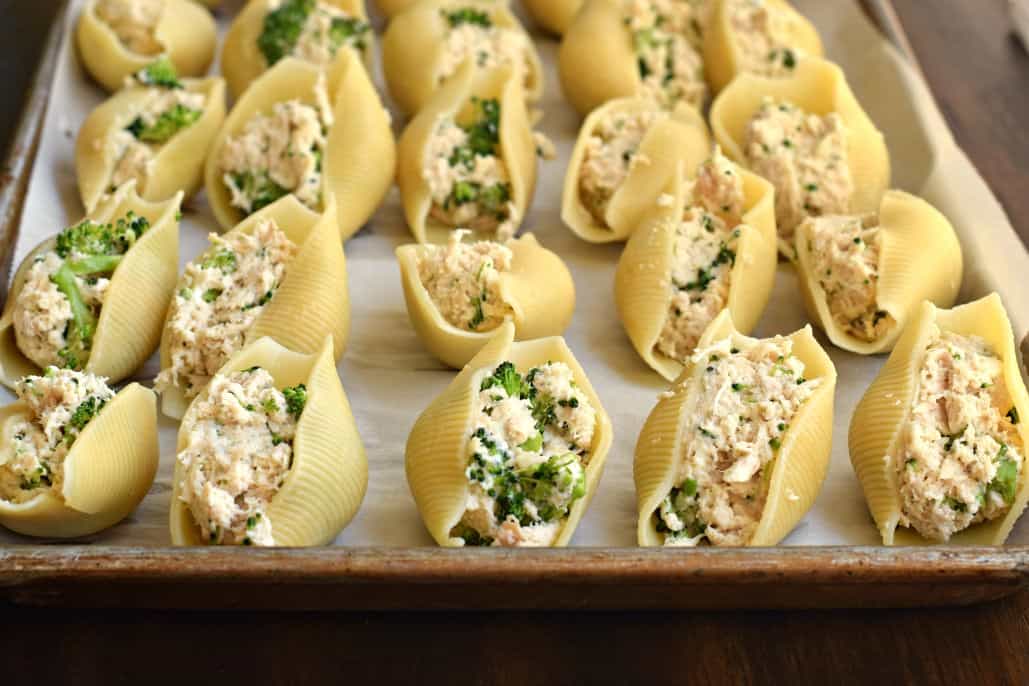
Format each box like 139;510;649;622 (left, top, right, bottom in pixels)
2;0;1027;548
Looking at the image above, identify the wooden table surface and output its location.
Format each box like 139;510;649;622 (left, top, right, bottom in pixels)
1;0;1028;684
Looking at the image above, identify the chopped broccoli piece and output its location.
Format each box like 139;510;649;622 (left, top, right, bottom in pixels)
518;432;543;452
519;454;586;522
479;361;530;399
258;0;316;66
464;98;501;156
229;171;290;215
989;456;1018;505
443;7;492;28
66;254;123;275
477;182;510;218
200;248;238;274
64;395;108;446
50;265;97;369
329;16;369;53
55;212;149;259
126;104;202;144
135;57;182;89
467;291;486;330
202;289;222;303
283;384;307;419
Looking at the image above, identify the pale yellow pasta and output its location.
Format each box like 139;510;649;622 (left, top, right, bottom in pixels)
396;61;537;244
405;322;613;546
375;0;417;18
170;336;368;546
0;183;181;389
76;76;226;212
795;190;963;355
158;196;350;419
710;57;890;256
849;295;1029;545
221;0;373;100
635;309;837;546
203;54;395;240
382;0;543;117
522;0;583;35
615;163;777;381
703;0;823;94
396;233;575;369
562;99;711;243
76;0;217;93
0;383;159;538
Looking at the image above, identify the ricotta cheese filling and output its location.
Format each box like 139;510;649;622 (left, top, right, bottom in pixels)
257;0;370;67
744;98;852;242
803;213;895;343
220;77;332;217
655;337;820;546
655;149;746;362
417;229;514;332
896;330;1024;542
155;218;298;401
578;108;668;225
109;63;206;193
728;0;805;78
452;361;597;547
176;367;308;546
423;97;518;240
0;368;115;505
436;7;534;91
624;0;709;110
95;0;164;56
12;212;151;371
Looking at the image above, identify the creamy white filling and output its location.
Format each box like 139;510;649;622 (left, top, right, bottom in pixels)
95;0;164;56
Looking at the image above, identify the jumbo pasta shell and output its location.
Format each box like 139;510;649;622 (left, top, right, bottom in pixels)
0;182;181;389
204;54;396;240
170;336;368;546
709;57;891;248
558;0;641;117
396;233;575;368
221;0;374;99
849;295;1029;545
522;0;582;35
158;195;350;419
635;310;836;546
375;0;416;18
76;76;227;212
795;190;963;355
382;0;544;117
0;383;158;538
562;100;711;243
405;322;613;546
615;163;778;381
396;61;537;244
76;0;217;93
703;0;823;94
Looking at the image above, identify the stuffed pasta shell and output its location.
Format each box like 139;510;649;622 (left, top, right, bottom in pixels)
170;336;367;546
0;368;158;538
396;231;575;369
563;98;710;243
0;183;181;388
374;0;415;18
383;0;543;117
155;196;349;420
794;190;963;355
615;148;777;381
76;0;217;93
703;0;823;94
397;61;537;243
635;309;836;546
204;53;395;240
76;58;226;213
710;58;890;257
522;0;583;35
559;0;711;117
222;0;373;99
850;295;1029;545
406;322;612;546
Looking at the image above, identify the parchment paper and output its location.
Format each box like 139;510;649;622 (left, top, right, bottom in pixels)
2;0;1027;546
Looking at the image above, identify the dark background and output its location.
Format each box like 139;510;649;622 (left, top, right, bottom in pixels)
0;1;1027;683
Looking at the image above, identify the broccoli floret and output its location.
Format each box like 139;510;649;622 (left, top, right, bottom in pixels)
447;181;479;208
135;56;183;89
258;0;316;66
480;361;530;398
329;16;370;53
443;7;492;28
55;220;115;259
478;182;510;218
467;290;486;330
230;171;290;214
283;384;307;419
989;452;1018;506
50;265;97;369
64;395;108;446
463;98;501;156
199;248;238;274
126;104;202;144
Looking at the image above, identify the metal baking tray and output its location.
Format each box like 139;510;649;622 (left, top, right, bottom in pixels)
0;0;1025;611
